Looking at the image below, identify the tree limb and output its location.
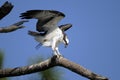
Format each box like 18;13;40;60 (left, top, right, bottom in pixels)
0;55;108;80
0;20;28;33
0;1;14;20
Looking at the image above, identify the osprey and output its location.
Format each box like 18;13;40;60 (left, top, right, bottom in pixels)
20;10;72;56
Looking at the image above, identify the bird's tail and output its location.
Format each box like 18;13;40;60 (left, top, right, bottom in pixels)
28;30;40;36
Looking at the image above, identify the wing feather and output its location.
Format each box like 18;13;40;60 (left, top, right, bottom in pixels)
20;10;65;32
59;24;72;31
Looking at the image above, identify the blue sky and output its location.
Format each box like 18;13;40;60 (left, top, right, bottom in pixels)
0;0;120;80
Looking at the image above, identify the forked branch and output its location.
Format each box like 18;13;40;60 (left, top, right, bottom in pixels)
0;55;108;80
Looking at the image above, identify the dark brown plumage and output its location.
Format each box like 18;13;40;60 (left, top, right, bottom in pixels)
20;10;65;32
59;24;72;31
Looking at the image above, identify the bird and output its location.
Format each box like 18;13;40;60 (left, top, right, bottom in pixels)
20;10;72;56
0;1;14;20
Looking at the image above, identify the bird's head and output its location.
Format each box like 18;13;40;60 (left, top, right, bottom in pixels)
63;33;69;48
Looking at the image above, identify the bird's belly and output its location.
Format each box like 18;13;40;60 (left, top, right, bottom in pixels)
35;36;52;47
45;28;63;41
34;28;63;47
42;41;52;47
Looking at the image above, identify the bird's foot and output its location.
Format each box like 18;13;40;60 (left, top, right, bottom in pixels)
56;54;62;58
52;53;63;58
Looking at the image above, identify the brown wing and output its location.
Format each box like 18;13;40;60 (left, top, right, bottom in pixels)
0;1;14;20
20;10;65;32
59;24;72;31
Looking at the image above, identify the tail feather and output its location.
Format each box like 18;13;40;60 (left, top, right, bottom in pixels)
28;30;40;36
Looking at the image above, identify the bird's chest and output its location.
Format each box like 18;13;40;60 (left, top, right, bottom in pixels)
45;28;63;41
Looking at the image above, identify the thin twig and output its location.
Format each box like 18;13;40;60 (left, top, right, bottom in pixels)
0;20;28;33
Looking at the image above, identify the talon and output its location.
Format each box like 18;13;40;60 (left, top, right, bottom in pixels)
56;54;62;58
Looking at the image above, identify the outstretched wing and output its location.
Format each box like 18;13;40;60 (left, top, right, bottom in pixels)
59;24;72;31
20;10;65;32
0;1;13;20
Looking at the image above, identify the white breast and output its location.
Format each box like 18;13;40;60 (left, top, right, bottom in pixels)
35;28;64;47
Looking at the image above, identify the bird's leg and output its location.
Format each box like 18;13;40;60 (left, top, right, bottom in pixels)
52;47;62;57
55;47;62;56
52;44;58;56
51;39;57;55
52;48;57;55
51;38;61;57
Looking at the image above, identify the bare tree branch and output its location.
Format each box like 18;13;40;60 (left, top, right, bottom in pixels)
0;55;108;80
0;20;28;33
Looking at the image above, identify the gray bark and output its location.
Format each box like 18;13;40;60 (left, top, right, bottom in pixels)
0;55;108;80
0;20;28;33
